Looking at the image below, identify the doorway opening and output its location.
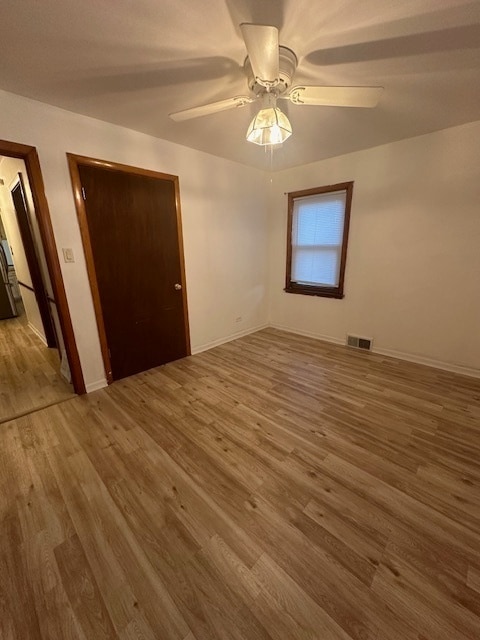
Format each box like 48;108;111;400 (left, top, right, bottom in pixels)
0;140;84;422
68;154;190;383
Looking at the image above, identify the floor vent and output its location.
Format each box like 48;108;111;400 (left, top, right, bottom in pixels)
347;335;373;351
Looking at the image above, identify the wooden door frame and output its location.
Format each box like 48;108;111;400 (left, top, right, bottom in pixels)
0;139;86;394
67;153;191;384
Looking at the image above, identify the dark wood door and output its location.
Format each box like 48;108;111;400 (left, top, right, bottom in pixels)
77;163;189;381
11;175;57;348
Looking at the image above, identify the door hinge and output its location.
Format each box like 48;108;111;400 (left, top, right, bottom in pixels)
81;187;86;200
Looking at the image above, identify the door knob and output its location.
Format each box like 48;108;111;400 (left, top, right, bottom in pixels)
174;283;182;290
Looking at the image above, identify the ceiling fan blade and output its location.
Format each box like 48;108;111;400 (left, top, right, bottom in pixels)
240;23;279;87
287;86;383;108
169;95;254;121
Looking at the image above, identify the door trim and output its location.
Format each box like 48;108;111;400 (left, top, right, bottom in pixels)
0;139;86;394
67;153;191;384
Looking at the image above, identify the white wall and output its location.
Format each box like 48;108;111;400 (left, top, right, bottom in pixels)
0;156;46;341
0;90;269;391
269;121;480;376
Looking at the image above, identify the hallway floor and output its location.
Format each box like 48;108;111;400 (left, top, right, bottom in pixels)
0;303;75;423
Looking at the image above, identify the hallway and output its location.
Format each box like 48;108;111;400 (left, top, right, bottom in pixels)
0;304;74;423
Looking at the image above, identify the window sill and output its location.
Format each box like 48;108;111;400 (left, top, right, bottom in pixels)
284;286;344;299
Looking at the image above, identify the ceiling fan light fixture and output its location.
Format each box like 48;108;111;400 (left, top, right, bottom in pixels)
246;106;292;146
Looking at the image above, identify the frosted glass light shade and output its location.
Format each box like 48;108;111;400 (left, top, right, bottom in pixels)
246;106;292;145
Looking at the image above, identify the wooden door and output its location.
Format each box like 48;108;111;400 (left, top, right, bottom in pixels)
74;159;189;381
11;174;57;347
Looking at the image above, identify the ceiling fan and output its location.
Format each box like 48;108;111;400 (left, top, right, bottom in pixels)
169;24;383;146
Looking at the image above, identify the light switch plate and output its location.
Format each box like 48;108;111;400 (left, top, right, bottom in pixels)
62;248;75;263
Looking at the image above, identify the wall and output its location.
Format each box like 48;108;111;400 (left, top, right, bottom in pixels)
2;89;478;386
0;156;46;341
268;120;480;376
0;90;269;391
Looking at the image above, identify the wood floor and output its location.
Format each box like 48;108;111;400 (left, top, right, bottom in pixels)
0;305;74;423
1;328;480;640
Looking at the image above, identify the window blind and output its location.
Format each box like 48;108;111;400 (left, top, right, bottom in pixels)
291;190;346;287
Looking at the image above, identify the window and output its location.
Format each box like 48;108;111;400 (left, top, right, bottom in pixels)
285;181;353;299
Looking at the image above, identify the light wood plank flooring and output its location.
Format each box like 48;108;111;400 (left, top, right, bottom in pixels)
1;328;480;639
0;306;74;423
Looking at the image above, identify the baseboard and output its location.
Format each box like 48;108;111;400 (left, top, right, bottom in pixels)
373;346;480;379
28;322;47;346
191;322;269;355
59;349;71;384
85;378;108;393
269;323;345;346
269;323;480;379
83;324;479;394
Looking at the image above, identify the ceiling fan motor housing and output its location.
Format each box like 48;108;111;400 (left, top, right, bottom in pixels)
245;46;298;97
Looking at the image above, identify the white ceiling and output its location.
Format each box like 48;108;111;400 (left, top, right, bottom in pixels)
0;0;479;171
